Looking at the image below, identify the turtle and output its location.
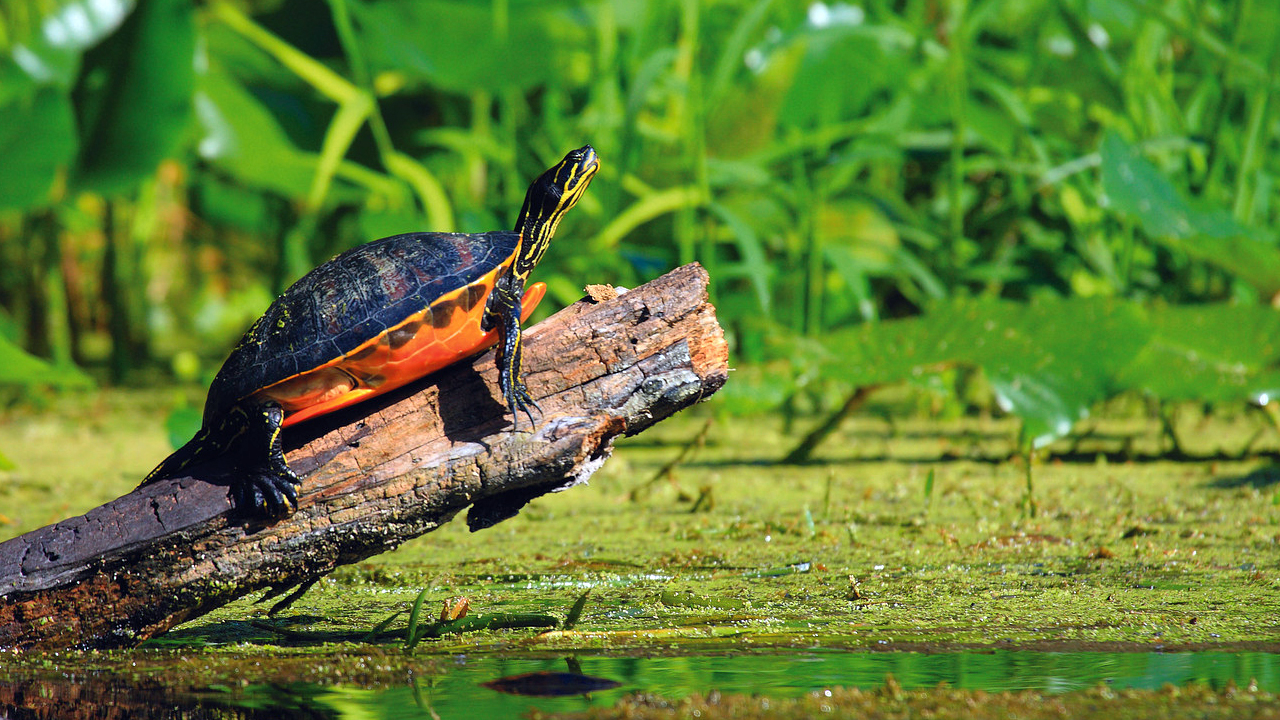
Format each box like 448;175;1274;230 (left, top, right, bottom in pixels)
141;145;600;516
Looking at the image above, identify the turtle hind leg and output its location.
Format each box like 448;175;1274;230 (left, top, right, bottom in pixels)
229;402;301;517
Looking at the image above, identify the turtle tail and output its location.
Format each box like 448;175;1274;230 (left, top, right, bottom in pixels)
139;428;216;488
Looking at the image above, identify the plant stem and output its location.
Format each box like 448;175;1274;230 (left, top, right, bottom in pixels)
946;0;969;281
1232;33;1277;224
1023;444;1037;519
783;385;879;464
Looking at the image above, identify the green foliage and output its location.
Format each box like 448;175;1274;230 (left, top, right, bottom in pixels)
563;590;590;630
0;88;75;210
404;587;428;650
71;0;195;195
804;299;1280;451
1118;304;1280;404
1;0;1278;446
922;468;935;517
1099;132;1280;297
0;333;91;391
195;66;319;198
164;405;202;451
0;0;191;203
353;0;591;93
1;0;135;88
820;297;1146;447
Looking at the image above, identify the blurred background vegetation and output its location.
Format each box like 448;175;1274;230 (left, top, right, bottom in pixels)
2;0;1280;460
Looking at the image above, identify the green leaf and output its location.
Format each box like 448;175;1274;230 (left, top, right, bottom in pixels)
708;201;773;314
706;0;777;106
779;22;911;128
0;85;75;210
405;587;429;650
164;406;202;451
1100;131;1202;238
824;297;1151;448
0;334;92;389
71;0;195;196
563;590;590;630
191;173;273;232
2;0;136;87
967;299;1151;447
1100;131;1280;295
822;245;875;322
1116;304;1280;404
418;612;558;638
352;0;591;93
1168;218;1280;299
194;68;318;198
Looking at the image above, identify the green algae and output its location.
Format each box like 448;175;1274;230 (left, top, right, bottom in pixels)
2;389;1280;653
2;387;1280;715
171;410;1278;655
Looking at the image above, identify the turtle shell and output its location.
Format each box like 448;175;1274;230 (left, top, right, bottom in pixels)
204;230;534;427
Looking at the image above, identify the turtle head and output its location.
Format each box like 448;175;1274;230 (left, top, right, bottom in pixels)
512;145;599;281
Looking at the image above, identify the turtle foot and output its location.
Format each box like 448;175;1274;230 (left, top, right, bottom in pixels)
504;378;541;432
231;463;301;517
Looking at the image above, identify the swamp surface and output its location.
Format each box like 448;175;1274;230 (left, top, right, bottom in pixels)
2;388;1280;718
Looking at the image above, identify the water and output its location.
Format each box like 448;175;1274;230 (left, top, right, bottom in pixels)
4;650;1277;718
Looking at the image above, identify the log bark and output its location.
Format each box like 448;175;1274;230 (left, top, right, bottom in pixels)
0;263;727;651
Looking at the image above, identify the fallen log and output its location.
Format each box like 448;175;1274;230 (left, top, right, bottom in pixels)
0;263;727;651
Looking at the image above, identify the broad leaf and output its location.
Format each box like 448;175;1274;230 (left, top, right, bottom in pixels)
1100;132;1280;295
779;20;911;128
352;0;591;93
1100;132;1195;238
71;0;195;196
824;297;1151;448
195;68;318;199
1116;304;1280;404
2;0;136;87
972;299;1150;447
0;85;76;210
0;334;92;389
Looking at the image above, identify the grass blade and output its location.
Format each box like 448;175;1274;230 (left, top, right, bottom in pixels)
563;591;591;630
405;588;430;650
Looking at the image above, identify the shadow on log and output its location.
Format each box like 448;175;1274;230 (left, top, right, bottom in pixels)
0;263;727;651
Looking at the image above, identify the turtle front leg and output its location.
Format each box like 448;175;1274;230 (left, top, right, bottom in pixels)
228;402;301;516
484;281;538;429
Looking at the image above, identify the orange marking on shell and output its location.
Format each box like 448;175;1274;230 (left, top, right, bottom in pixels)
260;279;547;428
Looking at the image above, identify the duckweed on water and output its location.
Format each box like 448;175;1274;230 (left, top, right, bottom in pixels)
2;388;1280;715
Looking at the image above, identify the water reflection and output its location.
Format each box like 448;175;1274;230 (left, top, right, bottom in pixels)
3;650;1277;719
483;670;622;696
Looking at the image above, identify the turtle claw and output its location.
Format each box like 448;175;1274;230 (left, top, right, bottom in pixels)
232;464;301;518
514;396;541;432
504;377;541;432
